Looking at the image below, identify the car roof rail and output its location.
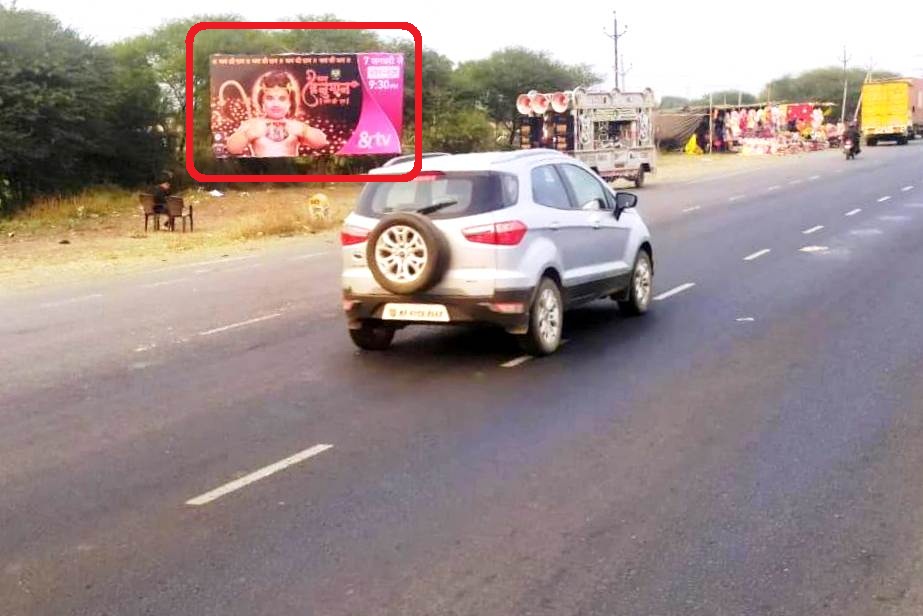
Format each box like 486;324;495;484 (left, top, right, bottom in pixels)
381;152;452;167
493;149;568;164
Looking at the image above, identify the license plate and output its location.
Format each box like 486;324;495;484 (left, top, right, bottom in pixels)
382;303;450;322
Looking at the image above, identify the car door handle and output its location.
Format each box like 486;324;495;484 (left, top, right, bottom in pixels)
549;222;560;231
590;217;601;229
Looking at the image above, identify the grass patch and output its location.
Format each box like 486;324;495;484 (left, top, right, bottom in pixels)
0;184;359;290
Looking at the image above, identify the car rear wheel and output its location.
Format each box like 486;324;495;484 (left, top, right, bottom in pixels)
348;321;395;351
518;277;563;356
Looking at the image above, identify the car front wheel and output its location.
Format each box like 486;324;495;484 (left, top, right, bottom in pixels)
618;251;653;316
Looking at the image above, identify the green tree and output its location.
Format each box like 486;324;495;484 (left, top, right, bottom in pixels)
385;39;456;151
696;90;758;106
761;66;899;119
659;96;691;109
278;15;386;53
0;5;163;211
453;47;601;145
424;107;496;153
107;39;173;185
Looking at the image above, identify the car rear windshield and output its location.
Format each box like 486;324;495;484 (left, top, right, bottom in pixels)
355;171;519;219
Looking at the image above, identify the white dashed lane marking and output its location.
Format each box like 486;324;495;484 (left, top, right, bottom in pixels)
744;249;771;262
501;356;533;368
198;313;282;337
186;444;334;506
654;283;696;301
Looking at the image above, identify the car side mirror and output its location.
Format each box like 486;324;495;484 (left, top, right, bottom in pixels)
614;192;638;217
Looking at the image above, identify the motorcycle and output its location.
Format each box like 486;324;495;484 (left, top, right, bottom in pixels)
843;139;858;160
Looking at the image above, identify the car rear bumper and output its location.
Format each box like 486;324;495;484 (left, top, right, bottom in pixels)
343;289;534;333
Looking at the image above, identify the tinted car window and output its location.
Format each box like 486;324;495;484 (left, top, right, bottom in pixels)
558;164;609;209
531;165;571;209
356;172;519;219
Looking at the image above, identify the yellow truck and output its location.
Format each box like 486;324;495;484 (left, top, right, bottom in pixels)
860;78;923;146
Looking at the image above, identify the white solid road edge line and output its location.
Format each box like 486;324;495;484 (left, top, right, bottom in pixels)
288;252;329;261
654;283;696;301
149;255;254;274
199;313;282;337
802;225;824;235
845;208;862;217
744;249;771;261
140;278;191;289
40;293;104;308
186;444;334;506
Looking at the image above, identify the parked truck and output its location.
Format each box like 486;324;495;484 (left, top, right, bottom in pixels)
860;78;923;146
514;87;656;188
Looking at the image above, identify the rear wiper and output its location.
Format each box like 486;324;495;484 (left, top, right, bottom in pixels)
414;198;458;215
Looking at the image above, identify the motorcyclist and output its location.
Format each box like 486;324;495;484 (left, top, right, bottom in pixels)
844;121;861;155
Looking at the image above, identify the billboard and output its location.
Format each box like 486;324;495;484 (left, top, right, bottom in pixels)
210;52;404;159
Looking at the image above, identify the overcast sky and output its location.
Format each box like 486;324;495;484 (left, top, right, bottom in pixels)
16;0;923;99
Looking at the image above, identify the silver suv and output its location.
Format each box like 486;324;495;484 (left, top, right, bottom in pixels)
340;150;654;355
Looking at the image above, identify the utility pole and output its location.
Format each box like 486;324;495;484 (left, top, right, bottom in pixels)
603;12;628;90
854;59;873;123
840;47;850;123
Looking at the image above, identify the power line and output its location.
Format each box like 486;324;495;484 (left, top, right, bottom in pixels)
619;54;633;91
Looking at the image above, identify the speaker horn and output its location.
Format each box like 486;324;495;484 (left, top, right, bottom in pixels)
530;92;550;115
551;91;572;113
516;93;533;115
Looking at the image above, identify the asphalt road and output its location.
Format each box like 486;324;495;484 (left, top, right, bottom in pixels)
2;141;923;615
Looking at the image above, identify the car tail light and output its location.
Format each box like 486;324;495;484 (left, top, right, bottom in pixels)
340;225;369;246
462;221;528;246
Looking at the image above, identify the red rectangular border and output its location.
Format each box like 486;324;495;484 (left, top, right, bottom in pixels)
184;21;422;183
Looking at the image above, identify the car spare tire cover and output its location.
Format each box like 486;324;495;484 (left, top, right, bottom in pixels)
365;212;450;295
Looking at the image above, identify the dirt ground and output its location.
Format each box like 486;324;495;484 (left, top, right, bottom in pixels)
0;151;817;292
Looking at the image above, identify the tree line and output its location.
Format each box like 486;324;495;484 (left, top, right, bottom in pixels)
0;4;899;213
